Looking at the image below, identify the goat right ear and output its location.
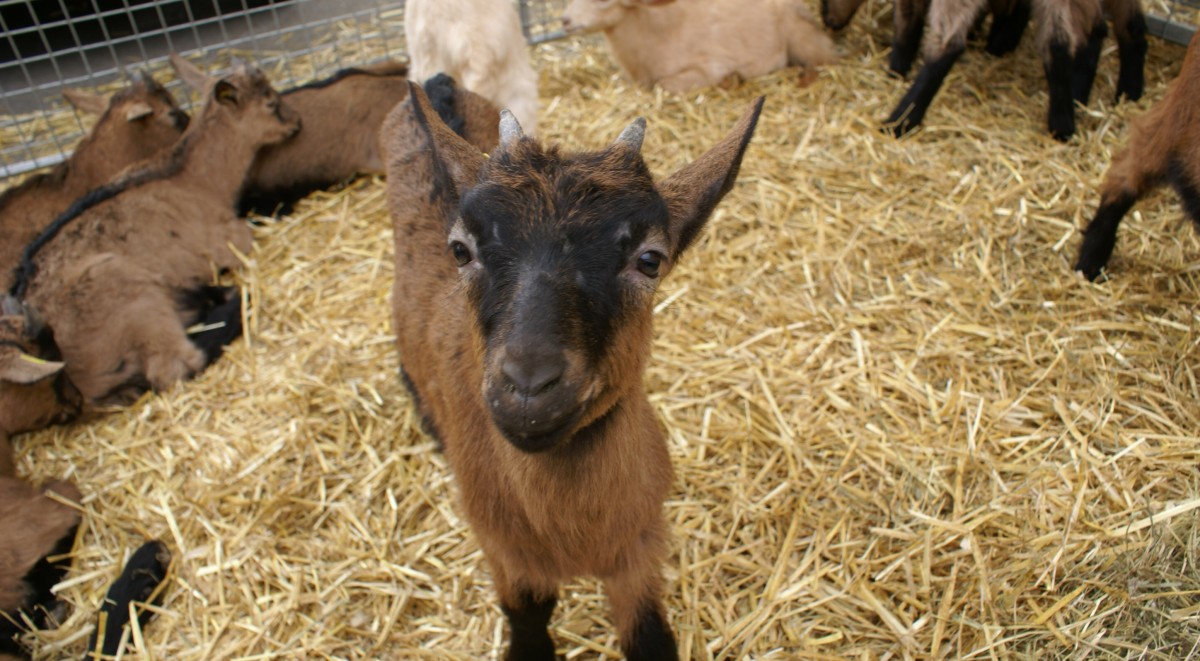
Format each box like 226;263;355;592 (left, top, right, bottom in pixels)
0;351;65;385
169;53;212;92
657;97;763;260
63;89;108;115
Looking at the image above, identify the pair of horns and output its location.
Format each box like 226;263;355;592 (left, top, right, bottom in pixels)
497;110;645;152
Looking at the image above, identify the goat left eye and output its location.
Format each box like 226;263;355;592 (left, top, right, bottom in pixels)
636;251;663;278
450;241;473;267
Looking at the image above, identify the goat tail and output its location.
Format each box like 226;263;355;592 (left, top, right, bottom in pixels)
180;285;244;367
422;73;468;138
782;0;840;67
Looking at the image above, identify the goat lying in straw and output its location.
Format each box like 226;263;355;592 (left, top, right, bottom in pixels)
11;57;298;405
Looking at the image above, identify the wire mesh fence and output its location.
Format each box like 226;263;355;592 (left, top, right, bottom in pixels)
1146;0;1200;44
0;0;567;180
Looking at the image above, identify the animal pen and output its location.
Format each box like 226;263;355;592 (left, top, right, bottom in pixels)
3;0;1200;659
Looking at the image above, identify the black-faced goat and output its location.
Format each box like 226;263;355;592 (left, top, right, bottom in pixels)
383;84;762;659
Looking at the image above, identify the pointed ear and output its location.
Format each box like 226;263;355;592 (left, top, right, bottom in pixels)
388;81;488;200
124;101;153;121
169;53;212;92
657;96;763;259
213;80;238;106
63;89;109;115
0;350;64;385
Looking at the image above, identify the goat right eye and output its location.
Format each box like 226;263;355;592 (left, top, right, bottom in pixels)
450;241;473;267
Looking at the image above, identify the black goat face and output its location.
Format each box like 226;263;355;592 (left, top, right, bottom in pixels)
452;139;670;453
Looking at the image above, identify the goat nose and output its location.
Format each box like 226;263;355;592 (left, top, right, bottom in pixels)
501;353;564;397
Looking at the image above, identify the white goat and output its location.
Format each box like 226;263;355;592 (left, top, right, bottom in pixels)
562;0;838;92
404;0;540;135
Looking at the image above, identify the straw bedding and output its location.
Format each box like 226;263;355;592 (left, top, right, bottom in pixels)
7;2;1200;658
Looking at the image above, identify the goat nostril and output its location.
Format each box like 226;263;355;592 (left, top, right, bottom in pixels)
501;357;564;398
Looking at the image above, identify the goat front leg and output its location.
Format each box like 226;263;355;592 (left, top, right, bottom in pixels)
493;567;559;661
889;0;931;77
605;569;677;661
883;42;965;137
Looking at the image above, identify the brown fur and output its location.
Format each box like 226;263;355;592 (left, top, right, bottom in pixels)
17;58;299;405
1076;31;1200;277
383;84;761;656
1097;34;1200;203
562;0;837;93
0;299;81;476
239;61;501;214
0;478;79;614
0;76;187;292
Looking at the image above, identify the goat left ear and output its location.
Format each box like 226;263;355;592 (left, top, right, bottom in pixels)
62;89;108;115
169;53;212;92
0;350;64;385
657;96;763;259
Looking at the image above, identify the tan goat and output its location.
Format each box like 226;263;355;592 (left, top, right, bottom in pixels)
562;0;837;92
0;73;188;292
384;84;762;659
11;57;298;405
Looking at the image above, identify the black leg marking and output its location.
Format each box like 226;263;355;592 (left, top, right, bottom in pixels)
623;606;678;661
884;46;965;137
398;365;443;449
1115;11;1147;102
1169;161;1200;226
1071;19;1107;106
888;10;927;78
1076;193;1138;280
1044;38;1076;141
183;286;244;367
85;540;170;660
985;0;1031;56
501;591;557;661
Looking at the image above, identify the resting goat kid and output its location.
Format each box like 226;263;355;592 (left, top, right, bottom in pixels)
235;61;501;216
10;57;298;405
383;84;762;659
562;0;837;93
0;296;81;476
883;0;1146;140
1076;31;1200;280
0;73;188;292
405;0;540;134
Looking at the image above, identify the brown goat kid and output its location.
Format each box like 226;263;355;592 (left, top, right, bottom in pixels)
1076;31;1200;280
0;73;188;292
11;57;298;405
235;61;501;216
384;85;762;660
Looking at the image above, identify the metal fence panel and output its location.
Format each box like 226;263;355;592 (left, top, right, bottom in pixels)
0;0;566;180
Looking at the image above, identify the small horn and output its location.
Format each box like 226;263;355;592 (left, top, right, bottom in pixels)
614;117;646;153
134;68;153;85
498;109;524;147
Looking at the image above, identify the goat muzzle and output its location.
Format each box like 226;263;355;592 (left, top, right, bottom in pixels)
486;348;581;453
